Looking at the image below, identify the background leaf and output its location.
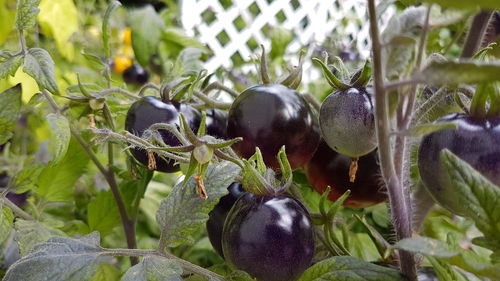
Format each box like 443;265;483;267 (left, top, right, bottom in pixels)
129;6;165;66
89;263;121;281
0;84;22;145
394;237;500;279
0;207;14;245
14;219;66;256
4;232;107;281
23;48;59;94
87;190;121;237
37;0;78;60
440;150;500;250
0;55;24;80
415;61;500;85
121;256;183;281
422;0;500;10
0;0;16;44
297;256;405;281
37;137;89;201
46;113;70;164
15;0;41;30
156;161;240;248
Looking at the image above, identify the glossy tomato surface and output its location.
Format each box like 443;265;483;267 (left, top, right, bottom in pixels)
222;193;314;281
206;182;245;257
123;64;149;85
319;87;376;157
306;141;386;208
205;108;228;139
227;84;320;170
418;113;500;215
125;96;201;172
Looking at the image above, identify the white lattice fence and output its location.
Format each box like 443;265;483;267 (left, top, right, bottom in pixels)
181;0;393;79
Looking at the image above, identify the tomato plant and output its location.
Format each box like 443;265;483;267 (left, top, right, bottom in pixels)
1;1;500;281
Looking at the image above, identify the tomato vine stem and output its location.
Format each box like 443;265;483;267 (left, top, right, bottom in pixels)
461;11;494;58
367;1;417;280
41;90;139;265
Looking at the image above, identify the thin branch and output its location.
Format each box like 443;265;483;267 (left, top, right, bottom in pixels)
384;79;424;92
203;81;240;98
367;1;417;280
1;195;34;220
192;90;232;110
42;90;138;265
98;87;141;100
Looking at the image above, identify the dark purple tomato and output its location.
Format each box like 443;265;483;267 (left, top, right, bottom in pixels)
227;84;320;170
418;113;500;215
205;109;227;139
125;96;201;172
222;193;314;281
123;64;149;85
306;141;386;208
206;182;245;257
319;87;376;158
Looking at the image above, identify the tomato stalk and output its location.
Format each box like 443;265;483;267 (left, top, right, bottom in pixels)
367;1;417;280
41;90;139;265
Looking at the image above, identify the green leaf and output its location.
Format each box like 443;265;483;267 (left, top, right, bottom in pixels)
119;167;154;217
129;5;165;66
15;0;41;30
0;84;22;144
0;0;17;44
173;47;205;77
37;137;90;201
404;122;457;137
421;0;500;10
297;256;405;281
440;149;500;248
0;55;24;79
415;61;500;85
37;0;78;60
12;163;43;193
121;256;183;281
14;219;66;256
102;1;121;58
89;263;121;281
394;237;500;279
269;27;293;60
4;232;107;281
156;161;241;248
0;206;14;245
87;190;121;237
23;48;59;94
46;113;70;164
381;6;424;79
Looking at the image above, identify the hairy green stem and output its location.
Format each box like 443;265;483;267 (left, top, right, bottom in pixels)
42;91;138;265
461;11;494;58
1;195;34;220
102;248;224;280
367;1;417;280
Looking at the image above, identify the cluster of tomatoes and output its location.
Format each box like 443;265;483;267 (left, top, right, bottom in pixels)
123;43;500;279
124;55;390;279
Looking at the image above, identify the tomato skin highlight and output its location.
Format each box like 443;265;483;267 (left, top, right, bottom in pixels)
227;84;320;170
418;113;500;215
306;141;386;208
125;96;201;173
206;182;245;258
222;193;314;281
319;87;376;157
